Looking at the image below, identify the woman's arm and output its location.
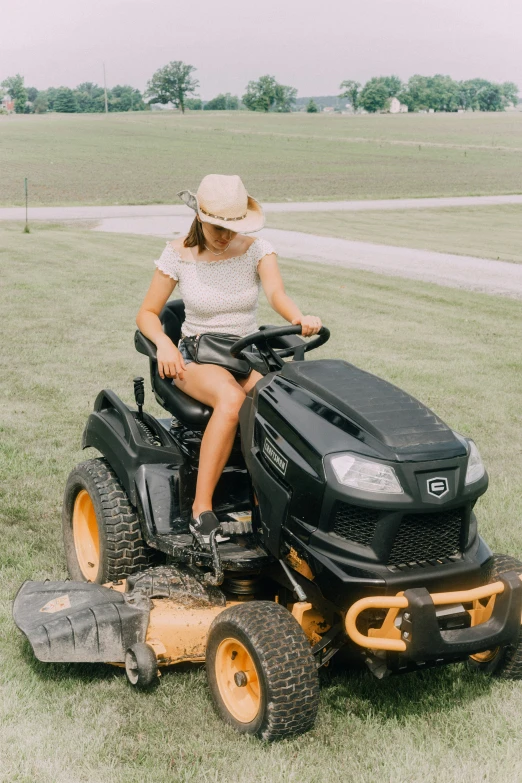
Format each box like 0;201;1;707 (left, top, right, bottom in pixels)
136;269;187;380
258;253;322;336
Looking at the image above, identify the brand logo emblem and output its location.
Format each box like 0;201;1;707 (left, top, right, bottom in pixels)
39;594;71;614
263;437;288;476
427;477;449;498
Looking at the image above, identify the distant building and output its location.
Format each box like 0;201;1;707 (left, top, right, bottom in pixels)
389;97;408;114
1;94;14;113
322;106;335;113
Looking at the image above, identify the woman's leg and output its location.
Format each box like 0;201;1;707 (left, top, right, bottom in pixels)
237;369;263;393
174;363;247;516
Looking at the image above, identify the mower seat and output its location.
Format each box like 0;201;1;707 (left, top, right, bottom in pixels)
134;300;212;428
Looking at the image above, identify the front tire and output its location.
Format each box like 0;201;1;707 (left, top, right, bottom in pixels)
206;601;319;741
468;553;522;678
62;458;152;583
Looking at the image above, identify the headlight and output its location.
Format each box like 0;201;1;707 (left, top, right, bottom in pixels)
465;440;485;485
330;453;403;494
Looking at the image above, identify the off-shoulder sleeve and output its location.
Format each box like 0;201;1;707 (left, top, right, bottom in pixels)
252;237;277;266
154;243;180;280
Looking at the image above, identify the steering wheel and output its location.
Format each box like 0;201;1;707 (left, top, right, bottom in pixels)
230;324;330;368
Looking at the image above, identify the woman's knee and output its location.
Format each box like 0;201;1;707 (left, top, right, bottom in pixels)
213;385;246;420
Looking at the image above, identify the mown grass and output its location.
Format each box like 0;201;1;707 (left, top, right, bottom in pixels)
267;204;522;263
1;111;522;207
1;224;522;782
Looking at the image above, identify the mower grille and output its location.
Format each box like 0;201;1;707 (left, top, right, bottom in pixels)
387;509;464;566
330;502;380;546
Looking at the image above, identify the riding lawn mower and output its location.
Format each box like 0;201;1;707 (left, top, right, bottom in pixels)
13;300;522;740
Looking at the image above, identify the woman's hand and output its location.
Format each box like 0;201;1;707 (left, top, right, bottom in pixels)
292;315;323;337
156;335;186;380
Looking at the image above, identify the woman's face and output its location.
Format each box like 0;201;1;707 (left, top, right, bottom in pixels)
201;221;237;249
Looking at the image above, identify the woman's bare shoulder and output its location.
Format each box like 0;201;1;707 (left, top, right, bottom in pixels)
168;237;186;252
239;235;257;252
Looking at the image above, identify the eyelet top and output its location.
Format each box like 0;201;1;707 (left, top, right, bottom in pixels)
154;237;276;337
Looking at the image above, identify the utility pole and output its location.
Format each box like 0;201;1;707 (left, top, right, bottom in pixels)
103;62;108;114
23;177;30;233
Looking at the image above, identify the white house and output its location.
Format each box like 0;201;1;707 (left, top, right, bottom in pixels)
389;97;408;114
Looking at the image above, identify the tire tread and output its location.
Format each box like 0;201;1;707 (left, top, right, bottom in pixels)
207;601;319;740
66;457;154;581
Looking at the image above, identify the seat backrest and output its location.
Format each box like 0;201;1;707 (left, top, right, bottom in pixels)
160;299;185;345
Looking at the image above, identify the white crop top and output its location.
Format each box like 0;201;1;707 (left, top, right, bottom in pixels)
154;237;276;337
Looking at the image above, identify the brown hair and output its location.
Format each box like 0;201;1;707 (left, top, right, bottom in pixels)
184;217;206;252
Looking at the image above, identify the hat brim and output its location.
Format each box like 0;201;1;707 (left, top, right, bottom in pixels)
178;190;265;234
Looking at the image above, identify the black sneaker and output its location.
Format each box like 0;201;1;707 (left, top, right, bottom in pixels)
189;511;229;545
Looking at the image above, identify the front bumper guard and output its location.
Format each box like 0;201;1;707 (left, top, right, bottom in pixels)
345;572;522;662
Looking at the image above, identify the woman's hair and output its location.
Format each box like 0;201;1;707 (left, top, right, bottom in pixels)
184;217;206;252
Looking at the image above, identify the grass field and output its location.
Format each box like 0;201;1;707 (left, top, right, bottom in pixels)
2;223;522;782
1;111;522;207
267;204;522;263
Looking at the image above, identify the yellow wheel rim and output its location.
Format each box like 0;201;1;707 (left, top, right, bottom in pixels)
470;647;500;664
215;638;261;723
72;489;100;580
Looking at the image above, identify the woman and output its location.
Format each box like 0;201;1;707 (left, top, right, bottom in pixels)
136;174;322;543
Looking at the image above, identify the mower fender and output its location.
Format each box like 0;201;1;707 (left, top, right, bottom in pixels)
13;581;150;663
402;572;522;661
82;389;181;505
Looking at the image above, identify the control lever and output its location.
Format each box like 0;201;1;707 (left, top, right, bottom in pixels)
133;376;145;419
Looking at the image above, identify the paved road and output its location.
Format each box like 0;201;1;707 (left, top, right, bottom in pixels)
3;197;522;299
1;193;522;222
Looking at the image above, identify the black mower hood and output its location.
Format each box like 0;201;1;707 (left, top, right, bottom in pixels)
280;360;466;462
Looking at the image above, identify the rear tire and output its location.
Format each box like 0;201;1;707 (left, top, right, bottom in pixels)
467;553;522;678
206;601;319;740
63;457;153;583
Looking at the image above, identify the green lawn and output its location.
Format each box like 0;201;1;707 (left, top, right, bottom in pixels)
267;204;522;263
1;111;522;207
1;224;522;782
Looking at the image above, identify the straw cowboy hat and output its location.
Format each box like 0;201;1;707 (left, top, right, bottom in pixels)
178;174;265;233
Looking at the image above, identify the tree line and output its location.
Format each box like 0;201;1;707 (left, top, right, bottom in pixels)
1;74;145;114
340;75;519;113
1;65;519;115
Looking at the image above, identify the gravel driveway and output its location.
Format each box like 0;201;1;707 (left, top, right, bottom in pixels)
2;196;522;299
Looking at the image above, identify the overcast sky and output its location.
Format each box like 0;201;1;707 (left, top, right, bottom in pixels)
3;0;521;98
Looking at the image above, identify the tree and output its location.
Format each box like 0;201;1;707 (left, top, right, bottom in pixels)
273;83;297;112
400;74;459;112
109;85;145;112
476;83;504;112
358;76;404;113
33;93;48;113
378;75;403;98
242;75;297;112
204;93;239;110
26;86;38;103
1;74;28;113
424;75;460;112
185;98;202;110
45;87;59;112
54;87;78;113
243;75;275;111
359;79;389;113
501;82;519;107
339;80;360;111
306;99;318;113
146;61;199;113
74;82;105;112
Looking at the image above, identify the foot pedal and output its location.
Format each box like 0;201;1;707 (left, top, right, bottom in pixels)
221;512;253;536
